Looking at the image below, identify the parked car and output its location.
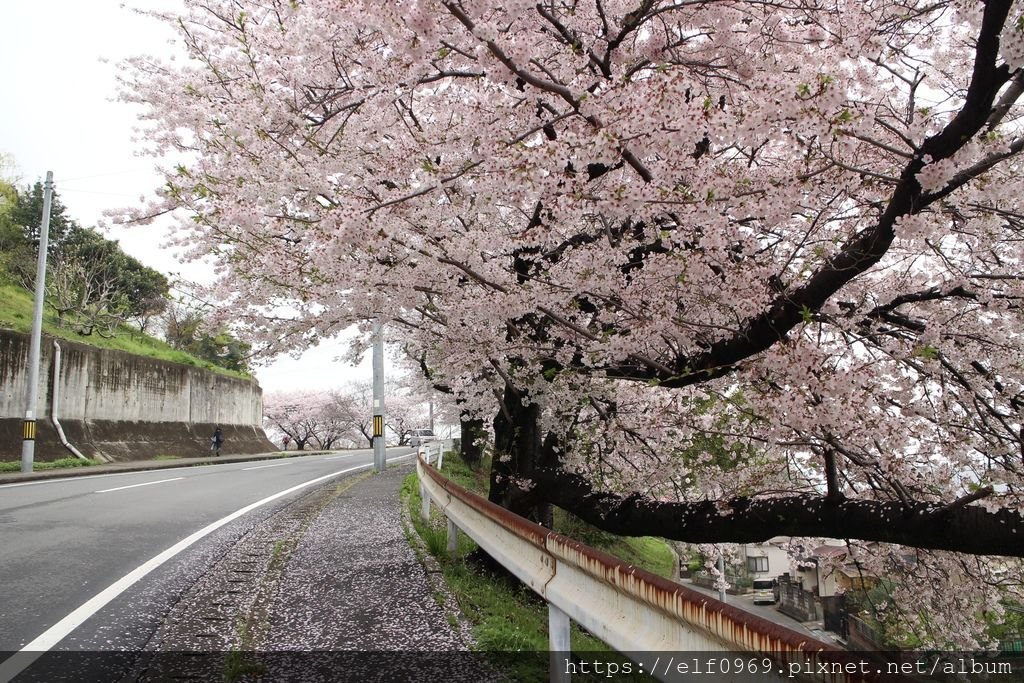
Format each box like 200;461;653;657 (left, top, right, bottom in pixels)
409;429;436;448
752;578;778;605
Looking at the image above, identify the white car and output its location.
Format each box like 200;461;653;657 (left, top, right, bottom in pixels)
751;578;778;605
409;429;436;448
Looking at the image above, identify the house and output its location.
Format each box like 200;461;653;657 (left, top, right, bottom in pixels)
786;543;881;635
738;539;790;579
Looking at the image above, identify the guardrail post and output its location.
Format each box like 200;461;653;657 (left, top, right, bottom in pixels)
446;517;458;557
549;602;571;683
437;445;445;470
420;484;431;521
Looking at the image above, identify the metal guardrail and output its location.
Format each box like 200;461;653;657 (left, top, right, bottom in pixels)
419;440;447;470
416;446;871;682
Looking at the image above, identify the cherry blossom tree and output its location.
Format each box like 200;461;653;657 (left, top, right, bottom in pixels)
343;379;430;446
119;0;1024;646
263;390;335;451
313;392;359;449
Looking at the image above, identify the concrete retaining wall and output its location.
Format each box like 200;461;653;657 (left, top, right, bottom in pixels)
0;328;275;461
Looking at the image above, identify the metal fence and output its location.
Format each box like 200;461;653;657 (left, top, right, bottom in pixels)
778;577;819;622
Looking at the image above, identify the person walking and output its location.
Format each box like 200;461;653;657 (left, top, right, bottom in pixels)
212;426;224;456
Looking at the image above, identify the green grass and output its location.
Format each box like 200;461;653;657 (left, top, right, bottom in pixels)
555;511;677;578
0;457;102;472
0;283;248;379
223;620;266;681
403;453;670;681
223;650;266;682
421;524;450;557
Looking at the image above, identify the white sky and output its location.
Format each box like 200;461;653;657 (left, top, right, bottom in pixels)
0;1;370;394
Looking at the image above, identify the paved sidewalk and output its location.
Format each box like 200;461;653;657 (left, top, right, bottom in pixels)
136;464;498;682
256;465;497;681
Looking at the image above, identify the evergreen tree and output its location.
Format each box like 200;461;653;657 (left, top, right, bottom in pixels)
12;180;76;253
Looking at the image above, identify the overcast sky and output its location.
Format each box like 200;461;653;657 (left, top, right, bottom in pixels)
0;1;369;394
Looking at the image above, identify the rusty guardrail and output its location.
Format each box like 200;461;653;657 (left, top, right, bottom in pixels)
417;448;884;683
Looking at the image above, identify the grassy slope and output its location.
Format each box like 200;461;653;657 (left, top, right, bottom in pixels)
0;283;249;470
0;283;248;379
403;456;674;681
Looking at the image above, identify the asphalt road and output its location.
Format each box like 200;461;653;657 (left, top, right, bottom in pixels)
0;448;414;674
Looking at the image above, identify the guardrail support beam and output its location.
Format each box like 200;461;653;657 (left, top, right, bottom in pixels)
446;517;458;557
549;603;571;683
420;485;431;521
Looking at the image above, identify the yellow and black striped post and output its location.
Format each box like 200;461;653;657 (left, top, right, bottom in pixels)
21;418;38;474
372;321;386;472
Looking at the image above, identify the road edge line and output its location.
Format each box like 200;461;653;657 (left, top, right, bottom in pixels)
0;462;374;681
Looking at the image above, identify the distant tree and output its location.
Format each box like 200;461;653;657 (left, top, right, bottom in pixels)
191;331;251;373
263;390;346;450
0;180;20;274
113;253;170;322
164;303;204;350
342;382;377;448
315;394;359;449
263;391;320;451
43;226;170;337
344;380;428;447
163;301;251;372
0;178;170;335
386;395;422;446
128;291;168;336
11;180;76;255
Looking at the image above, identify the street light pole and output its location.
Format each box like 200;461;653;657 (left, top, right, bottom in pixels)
372;321;386;473
21;171;54;474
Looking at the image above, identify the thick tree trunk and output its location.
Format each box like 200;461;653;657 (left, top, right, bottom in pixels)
459;412;485;468
489;384;553;526
532;467;1024;557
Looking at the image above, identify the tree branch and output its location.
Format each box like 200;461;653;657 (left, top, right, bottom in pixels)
603;0;1014;387
534;468;1024;557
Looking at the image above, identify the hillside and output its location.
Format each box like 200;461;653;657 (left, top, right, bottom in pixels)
0;283;248;379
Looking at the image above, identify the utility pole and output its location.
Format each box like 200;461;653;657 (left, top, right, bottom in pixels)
372;321;386;472
21;171;54;474
428;393;434;434
718;553;727;603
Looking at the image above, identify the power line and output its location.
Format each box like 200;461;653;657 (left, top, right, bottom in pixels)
54;188;142;198
56;169;156;183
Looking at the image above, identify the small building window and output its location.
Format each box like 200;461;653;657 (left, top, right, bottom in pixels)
747;556;769;573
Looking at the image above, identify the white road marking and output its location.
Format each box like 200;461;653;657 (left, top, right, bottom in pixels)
242;462;293;471
0;463;374;681
95;477;184;494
